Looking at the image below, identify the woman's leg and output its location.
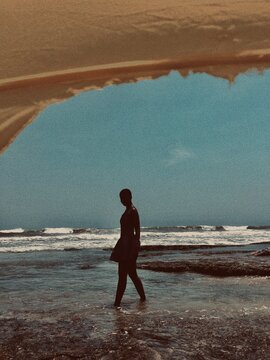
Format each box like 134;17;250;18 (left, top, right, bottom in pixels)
114;262;128;306
128;261;146;301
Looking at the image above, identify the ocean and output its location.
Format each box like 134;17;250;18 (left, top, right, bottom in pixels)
1;225;270;253
0;226;269;359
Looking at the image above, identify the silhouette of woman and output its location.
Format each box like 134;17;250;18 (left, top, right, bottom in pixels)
110;188;146;307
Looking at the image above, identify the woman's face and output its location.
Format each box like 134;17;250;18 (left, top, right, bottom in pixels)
120;194;130;206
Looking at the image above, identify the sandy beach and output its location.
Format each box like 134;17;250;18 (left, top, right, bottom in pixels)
0;227;269;359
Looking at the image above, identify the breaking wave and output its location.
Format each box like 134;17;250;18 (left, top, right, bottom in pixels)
0;225;270;253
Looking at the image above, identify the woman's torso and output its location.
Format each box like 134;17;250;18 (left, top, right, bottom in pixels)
120;206;137;240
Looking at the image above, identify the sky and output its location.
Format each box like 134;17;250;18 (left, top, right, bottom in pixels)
1;70;270;229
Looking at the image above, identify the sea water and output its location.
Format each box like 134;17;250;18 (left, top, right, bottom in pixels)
0;226;269;359
0;225;269;253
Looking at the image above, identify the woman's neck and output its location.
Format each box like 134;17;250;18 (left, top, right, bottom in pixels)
125;202;133;210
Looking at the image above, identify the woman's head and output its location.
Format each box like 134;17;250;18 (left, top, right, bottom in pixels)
119;188;132;206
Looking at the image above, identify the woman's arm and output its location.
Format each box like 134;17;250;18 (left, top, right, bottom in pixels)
133;209;140;242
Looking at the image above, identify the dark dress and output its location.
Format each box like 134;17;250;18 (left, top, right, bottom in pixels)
110;206;140;263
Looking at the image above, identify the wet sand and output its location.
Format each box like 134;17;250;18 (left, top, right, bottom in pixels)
0;243;269;359
1;308;269;360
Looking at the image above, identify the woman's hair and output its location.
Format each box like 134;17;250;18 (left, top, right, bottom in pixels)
119;188;132;199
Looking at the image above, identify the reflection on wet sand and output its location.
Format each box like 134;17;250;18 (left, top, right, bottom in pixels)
1;305;269;359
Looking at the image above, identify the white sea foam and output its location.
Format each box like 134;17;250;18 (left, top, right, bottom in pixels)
0;228;24;233
0;226;269;253
43;227;74;234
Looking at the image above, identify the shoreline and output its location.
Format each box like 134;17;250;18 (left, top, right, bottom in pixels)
1;239;269;359
1;275;269;359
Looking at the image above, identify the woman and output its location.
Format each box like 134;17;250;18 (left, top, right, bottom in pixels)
110;188;146;307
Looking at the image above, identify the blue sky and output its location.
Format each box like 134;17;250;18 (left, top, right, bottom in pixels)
1;70;270;229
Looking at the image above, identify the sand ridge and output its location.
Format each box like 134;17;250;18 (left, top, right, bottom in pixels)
1;0;270;153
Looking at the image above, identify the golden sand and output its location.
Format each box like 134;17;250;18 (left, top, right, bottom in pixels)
1;0;270;153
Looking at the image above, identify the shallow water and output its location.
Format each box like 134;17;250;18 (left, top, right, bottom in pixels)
1;247;269;314
1;232;270;359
